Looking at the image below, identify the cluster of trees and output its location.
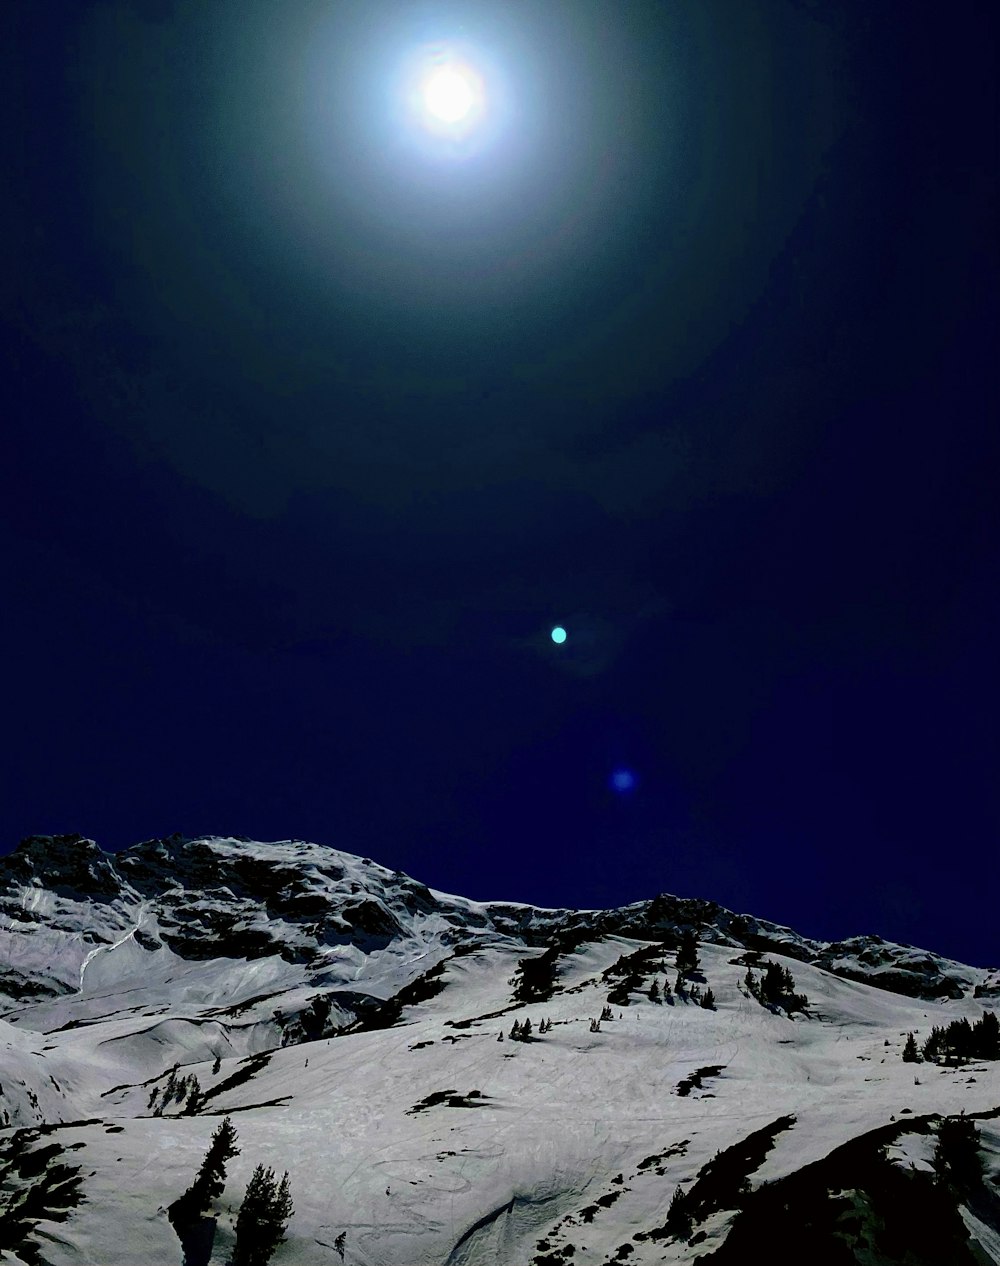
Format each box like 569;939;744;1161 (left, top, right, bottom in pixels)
907;1011;1000;1064
507;1016;554;1040
602;932;704;1008
744;962;808;1014
509;944;561;1003
607;973;643;1008
648;977;715;1008
169;1117;293;1266
232;1166;294;1266
602;942;673;1006
150;1068;202;1115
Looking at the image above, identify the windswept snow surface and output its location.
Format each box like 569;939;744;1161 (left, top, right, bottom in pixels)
0;834;997;1264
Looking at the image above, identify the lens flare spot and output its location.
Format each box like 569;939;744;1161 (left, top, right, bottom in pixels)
611;769;637;792
550;626;567;644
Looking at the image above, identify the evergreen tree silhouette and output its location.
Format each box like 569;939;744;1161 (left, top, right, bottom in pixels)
974;1010;1000;1059
676;930;699;975
665;1183;692;1239
934;1114;982;1193
231;1166;293;1266
170;1116;240;1225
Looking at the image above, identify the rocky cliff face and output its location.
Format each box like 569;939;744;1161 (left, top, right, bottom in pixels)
0;834;985;1014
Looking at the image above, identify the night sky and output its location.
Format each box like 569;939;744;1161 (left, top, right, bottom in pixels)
4;1;997;966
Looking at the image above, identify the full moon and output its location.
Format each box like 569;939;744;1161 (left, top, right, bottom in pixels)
423;67;476;123
409;52;487;138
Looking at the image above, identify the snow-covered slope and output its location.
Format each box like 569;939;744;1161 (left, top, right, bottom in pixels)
0;834;997;1265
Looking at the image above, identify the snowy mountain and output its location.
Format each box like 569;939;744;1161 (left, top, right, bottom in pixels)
1;833;998;1265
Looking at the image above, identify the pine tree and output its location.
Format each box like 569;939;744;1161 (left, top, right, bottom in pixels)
902;1032;920;1063
231;1166;294;1266
949;1017;975;1062
675;970;685;998
521;1017;533;1040
510;1019;521;1039
665;1183;693;1239
762;962;785;1006
212;1055;222;1075
974;1010;1000;1059
677;930;700;976
648;979;660;1003
923;1026;944;1062
701;988;715;1009
934;1114;981;1191
170;1116;240;1226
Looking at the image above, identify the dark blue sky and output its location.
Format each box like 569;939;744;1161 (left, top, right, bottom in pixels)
3;1;997;966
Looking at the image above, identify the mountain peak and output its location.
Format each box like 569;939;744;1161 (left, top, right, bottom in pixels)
0;833;997;1264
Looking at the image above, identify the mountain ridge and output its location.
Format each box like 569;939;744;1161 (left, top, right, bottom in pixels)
1;834;987;1012
0;833;997;1265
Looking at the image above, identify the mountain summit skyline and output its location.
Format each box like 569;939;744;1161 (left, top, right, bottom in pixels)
1;833;998;1264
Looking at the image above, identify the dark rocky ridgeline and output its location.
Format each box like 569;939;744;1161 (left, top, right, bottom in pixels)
696;1111;1000;1263
0;834;121;902
484;894;971;1002
0;967;70;1006
811;938;965;1001
0;834;979;1003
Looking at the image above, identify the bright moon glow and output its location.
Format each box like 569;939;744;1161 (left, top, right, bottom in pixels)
408;49;487;140
551;626;567;644
611;769;637;791
423;67;476;123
